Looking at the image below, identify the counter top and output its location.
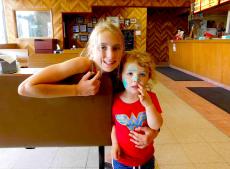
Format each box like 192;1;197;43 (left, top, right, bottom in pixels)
170;39;230;43
63;48;83;54
16;68;42;74
0;68;42;75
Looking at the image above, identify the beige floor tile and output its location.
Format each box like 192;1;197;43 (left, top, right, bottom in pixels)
50;168;84;169
198;128;230;143
12;148;58;169
158;163;195;169
194;163;230;169
0;148;21;169
50;147;89;168
155;144;191;165
155;127;178;145
209;142;230;164
86;147;99;168
169;128;205;143
181;143;224;163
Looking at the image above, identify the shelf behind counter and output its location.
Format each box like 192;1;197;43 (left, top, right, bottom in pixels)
169;39;230;87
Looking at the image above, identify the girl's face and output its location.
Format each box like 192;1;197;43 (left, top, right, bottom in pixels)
122;61;149;94
93;30;124;72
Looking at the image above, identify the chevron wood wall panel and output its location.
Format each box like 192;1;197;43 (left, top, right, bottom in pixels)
97;0;191;7
3;0;191;55
93;7;146;52
147;8;188;65
97;0;132;6
132;0;190;7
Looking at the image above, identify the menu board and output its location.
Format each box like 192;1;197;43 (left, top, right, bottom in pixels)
201;0;210;10
194;0;201;13
209;0;219;7
220;0;230;3
194;0;229;13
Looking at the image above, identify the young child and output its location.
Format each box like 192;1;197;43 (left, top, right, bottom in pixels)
111;50;163;169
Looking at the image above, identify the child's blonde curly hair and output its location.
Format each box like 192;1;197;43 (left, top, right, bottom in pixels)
121;50;155;79
119;50;155;91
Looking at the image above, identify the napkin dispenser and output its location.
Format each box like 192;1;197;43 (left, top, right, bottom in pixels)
0;55;17;74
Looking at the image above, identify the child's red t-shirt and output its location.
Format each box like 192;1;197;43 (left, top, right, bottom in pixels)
112;92;162;166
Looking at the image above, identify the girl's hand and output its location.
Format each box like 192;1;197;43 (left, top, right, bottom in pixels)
129;126;159;149
75;71;101;96
111;143;121;160
138;84;153;108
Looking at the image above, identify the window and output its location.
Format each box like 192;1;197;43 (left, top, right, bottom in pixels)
0;0;7;44
226;10;230;34
15;10;53;39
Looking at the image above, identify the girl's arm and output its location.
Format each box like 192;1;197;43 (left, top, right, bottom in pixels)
129;126;159;149
138;84;163;130
18;57;101;98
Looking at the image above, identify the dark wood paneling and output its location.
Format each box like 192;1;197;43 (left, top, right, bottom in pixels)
147;8;189;65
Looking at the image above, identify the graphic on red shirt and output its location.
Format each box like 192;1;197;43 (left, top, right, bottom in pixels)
115;112;147;131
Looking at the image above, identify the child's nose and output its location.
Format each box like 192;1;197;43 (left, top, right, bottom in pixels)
132;75;139;82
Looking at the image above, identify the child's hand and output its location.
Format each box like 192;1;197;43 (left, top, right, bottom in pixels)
75;71;101;96
111;143;121;160
138;84;153;108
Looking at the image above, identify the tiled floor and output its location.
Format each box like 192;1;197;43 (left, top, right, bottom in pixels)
0;71;229;169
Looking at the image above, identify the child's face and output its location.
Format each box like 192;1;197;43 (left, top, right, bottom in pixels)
122;61;149;94
94;30;123;72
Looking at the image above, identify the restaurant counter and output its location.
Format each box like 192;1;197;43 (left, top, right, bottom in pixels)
169;39;230;87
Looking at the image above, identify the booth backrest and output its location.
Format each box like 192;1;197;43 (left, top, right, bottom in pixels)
0;44;19;49
0;74;112;147
28;53;79;68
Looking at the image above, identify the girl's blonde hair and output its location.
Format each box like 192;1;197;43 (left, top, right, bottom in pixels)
121;50;155;79
80;19;124;58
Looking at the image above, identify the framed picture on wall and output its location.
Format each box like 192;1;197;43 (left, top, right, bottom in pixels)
87;27;93;33
92;17;97;24
87;22;93;27
119;18;124;24
130;18;136;24
107;16;119;27
77;16;84;24
80;24;87;32
80;35;88;42
73;25;79;33
125;19;130;27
